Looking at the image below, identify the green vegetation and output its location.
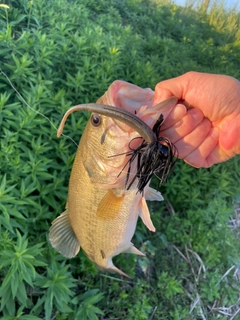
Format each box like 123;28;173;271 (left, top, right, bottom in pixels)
0;0;240;318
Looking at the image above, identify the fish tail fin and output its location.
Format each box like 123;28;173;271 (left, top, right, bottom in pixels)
49;210;80;258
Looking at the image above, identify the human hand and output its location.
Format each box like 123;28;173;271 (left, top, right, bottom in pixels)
154;71;240;167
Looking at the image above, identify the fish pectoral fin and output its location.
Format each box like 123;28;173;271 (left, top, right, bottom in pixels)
145;186;164;202
139;198;156;232
96;190;124;220
49;210;80;258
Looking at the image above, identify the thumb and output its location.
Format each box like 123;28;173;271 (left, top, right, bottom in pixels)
153;86;174;105
154;73;194;105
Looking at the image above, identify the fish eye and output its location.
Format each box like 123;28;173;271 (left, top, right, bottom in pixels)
91;114;102;127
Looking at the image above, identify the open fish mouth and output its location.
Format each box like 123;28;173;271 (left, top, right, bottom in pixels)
57;101;177;193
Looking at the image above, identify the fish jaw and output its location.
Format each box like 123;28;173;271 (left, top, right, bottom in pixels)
97;80;178;129
97;80;155;114
97;81;155;135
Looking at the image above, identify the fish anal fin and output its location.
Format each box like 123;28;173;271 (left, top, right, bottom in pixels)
124;244;145;256
97;258;131;278
97;190;124;220
108;265;131;278
49;210;80;258
139;198;156;232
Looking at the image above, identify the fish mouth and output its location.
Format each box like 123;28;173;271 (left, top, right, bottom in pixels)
57;101;177;193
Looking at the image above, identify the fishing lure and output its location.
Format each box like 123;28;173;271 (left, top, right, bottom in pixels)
118;113;177;193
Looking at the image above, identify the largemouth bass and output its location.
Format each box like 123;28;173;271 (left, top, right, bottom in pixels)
49;81;177;277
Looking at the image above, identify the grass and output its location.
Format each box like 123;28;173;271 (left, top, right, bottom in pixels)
0;0;240;319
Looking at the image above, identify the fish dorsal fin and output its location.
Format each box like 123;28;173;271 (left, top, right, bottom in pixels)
139;197;156;232
145;187;164;202
96;190;124;220
49;210;80;258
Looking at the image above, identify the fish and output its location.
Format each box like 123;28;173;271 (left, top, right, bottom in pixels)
49;81;178;277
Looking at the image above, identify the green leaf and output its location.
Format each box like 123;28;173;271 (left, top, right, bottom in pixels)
9;14;27;27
